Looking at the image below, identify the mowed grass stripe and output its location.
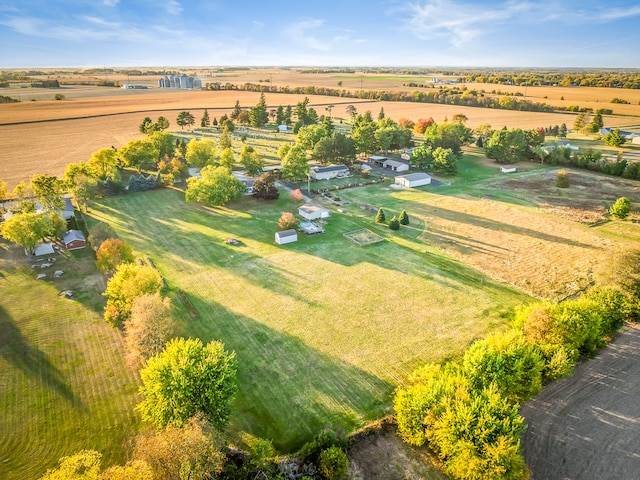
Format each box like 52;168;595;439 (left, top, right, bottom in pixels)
0;249;141;479
88;187;530;451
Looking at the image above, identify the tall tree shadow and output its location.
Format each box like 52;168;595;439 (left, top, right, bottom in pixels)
181;297;393;453
0;306;79;405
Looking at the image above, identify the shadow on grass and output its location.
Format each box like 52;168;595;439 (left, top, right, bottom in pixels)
422;203;597;249
0;305;79;406
179;296;393;453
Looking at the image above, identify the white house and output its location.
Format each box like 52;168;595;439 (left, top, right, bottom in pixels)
633;136;640;145
298;203;331;221
275;229;298;245
500;166;517;173
395;172;432;188
309;164;349;180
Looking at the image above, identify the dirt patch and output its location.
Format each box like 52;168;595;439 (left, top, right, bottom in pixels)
348;420;447;480
520;323;640;480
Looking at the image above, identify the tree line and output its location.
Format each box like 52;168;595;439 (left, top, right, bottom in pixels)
205;82;558;114
395;249;640;479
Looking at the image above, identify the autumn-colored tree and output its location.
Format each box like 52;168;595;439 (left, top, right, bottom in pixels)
134;414;226;480
290;189;304;201
125;293;175;363
103;263;163;327
414;117;435;134
96;238;135;274
278;211;298;230
398;118;415;129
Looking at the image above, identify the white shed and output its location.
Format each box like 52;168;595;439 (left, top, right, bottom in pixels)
298;203;331;221
500;165;517;173
275;229;298;245
395;172;432;188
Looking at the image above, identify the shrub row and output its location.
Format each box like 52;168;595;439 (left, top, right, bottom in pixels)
394;270;636;479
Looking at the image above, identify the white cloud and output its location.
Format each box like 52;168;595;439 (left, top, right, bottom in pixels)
166;0;182;16
285;18;330;50
405;0;534;46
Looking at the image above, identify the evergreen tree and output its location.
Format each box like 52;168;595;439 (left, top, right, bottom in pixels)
249;93;269;128
378;107;385;121
389;216;400;230
230;100;242;120
399;210;409;225
200;109;210;128
375;208;386;223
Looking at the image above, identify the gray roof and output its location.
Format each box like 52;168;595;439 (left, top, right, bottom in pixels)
276;229;297;238
384;159;410;168
63;197;75;212
313;164;348;173
398;172;431;181
63;229;86;244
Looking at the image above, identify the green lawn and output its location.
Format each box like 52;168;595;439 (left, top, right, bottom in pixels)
87;187;531;451
0;247;141;480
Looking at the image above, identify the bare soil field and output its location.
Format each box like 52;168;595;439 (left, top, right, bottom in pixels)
521;323;640;480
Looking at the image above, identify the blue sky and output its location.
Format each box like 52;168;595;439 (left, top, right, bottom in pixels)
1;0;640;68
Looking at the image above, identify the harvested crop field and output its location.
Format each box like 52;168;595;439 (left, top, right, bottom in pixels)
521;323;640;480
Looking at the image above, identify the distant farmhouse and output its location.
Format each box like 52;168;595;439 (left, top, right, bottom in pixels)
309;164;350;180
368;156;410;172
158;74;203;90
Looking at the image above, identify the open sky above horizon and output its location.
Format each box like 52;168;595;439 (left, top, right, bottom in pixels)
1;0;640;69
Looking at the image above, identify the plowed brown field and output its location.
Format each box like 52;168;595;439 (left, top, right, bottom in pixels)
521;323;640;480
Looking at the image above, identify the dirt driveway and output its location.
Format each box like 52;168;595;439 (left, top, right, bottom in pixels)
521;323;640;480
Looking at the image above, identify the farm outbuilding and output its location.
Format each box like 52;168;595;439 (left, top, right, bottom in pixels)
368;156;410;172
275;229;298;245
310;164;349;180
33;243;55;256
395;172;432;188
63;230;86;250
500;166;517;173
298;204;330;221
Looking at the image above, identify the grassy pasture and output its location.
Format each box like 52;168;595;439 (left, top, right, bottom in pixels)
0;246;141;480
86;187;531;451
